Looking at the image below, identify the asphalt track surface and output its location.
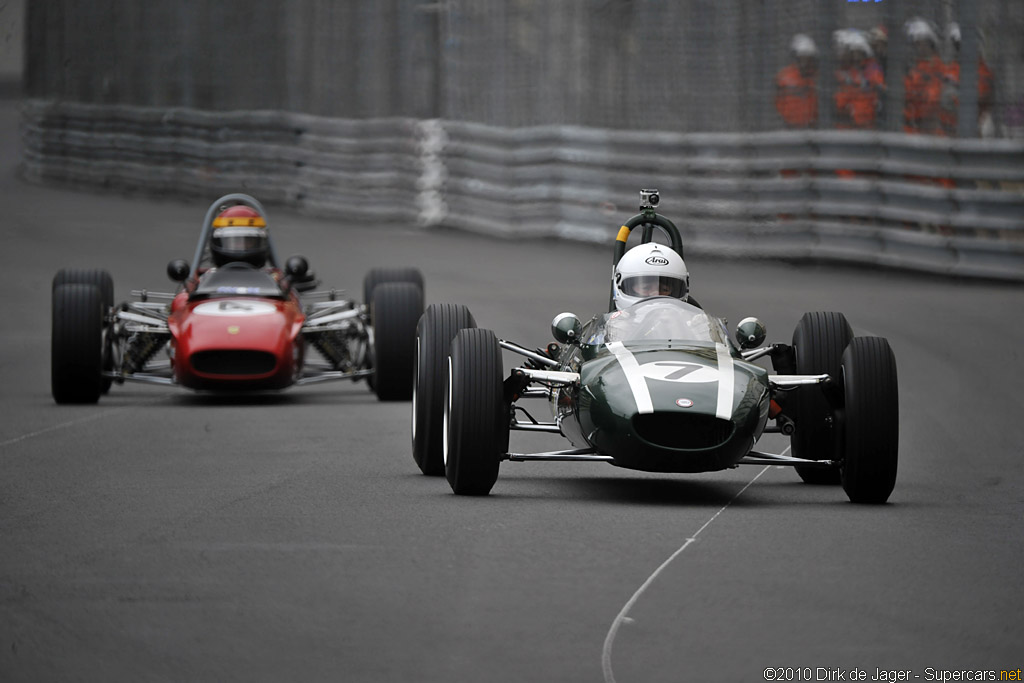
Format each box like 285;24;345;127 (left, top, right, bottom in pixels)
2;100;1022;682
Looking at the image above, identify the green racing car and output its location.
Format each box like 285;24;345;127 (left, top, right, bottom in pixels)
411;190;899;504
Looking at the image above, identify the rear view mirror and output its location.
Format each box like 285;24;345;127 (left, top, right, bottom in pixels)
285;255;318;292
735;317;766;349
285;255;309;278
167;259;189;282
551;312;583;345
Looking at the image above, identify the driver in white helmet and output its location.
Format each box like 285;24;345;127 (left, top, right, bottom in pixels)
577;242;698;345
612;242;692;310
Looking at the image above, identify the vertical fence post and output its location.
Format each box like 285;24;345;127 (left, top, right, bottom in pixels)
956;0;979;138
883;0;903;132
756;0;770;132
816;0;835;130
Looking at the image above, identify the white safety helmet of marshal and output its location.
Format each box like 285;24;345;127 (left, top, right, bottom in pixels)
947;22;961;46
612;243;689;311
905;17;939;46
833;29;873;57
846;30;873;57
790;34;818;58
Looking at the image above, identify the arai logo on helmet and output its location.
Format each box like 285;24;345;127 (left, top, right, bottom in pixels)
645;256;669;266
675;398;694;408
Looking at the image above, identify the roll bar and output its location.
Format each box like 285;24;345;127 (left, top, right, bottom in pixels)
611;210;685;267
608;194;686;310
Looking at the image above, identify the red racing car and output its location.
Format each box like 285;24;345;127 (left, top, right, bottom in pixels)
51;193;424;403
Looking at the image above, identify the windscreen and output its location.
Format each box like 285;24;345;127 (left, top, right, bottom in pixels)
190;267;285;300
588;298;730;346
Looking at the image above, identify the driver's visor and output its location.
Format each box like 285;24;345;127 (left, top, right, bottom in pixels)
620;275;686;298
212;227;267;252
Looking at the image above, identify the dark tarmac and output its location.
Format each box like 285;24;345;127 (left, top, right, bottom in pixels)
2;100;1022;682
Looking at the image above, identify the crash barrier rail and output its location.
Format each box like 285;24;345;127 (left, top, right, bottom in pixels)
19;100;1024;281
19;101;426;224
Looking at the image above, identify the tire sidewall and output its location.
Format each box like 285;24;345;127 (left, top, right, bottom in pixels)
444;328;505;495
51;283;105;404
840;337;899;504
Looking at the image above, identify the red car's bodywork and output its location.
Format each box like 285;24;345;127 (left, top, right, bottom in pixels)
168;290;306;390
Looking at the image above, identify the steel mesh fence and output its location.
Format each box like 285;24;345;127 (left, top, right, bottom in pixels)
436;0;1024;137
24;0;1024;138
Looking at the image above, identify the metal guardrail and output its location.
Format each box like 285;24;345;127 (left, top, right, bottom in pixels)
20;101;425;223
19;100;1024;281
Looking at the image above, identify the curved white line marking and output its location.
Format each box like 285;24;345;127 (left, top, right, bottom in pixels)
601;459;780;683
0;409;127;450
1;396;167;452
606;342;654;414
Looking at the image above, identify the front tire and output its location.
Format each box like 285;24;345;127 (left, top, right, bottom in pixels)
372;281;424;401
444;328;506;496
53;268;114;309
52;283;105;404
790;311;852;484
841;337;899;504
53;268;115;393
412;304;477;476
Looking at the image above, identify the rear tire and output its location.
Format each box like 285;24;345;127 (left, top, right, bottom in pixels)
412;304;477;476
841;337;899;504
52;283;105;404
363;268;424;322
790;311;852;484
372;282;424;401
445;328;506;496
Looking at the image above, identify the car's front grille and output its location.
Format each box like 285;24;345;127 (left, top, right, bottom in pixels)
191;350;276;376
633;413;734;450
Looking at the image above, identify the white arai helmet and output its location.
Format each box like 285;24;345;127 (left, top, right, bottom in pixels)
612;243;689;311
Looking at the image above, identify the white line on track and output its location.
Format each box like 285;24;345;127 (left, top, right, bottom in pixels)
601;455;783;683
0;409;128;450
1;393;173;452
